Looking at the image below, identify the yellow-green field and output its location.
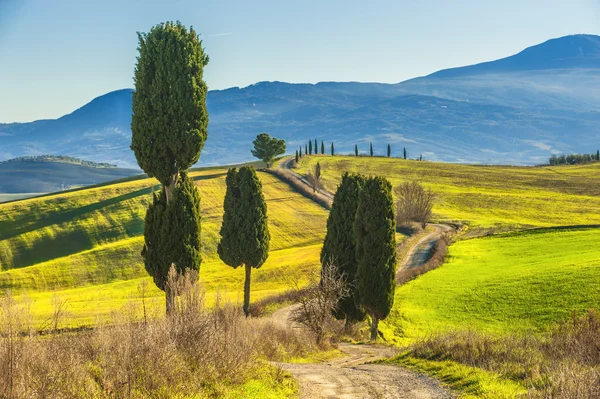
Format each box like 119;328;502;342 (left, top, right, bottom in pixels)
0;168;328;326
385;227;600;341
297;156;600;231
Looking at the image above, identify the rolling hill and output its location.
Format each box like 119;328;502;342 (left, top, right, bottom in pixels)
1;34;599;167
0;167;329;326
296;155;600;233
0;156;140;194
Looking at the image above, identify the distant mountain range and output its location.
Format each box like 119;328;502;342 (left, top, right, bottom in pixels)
1;34;599;167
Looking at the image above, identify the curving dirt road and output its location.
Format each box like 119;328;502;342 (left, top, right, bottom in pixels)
399;224;453;270
277;343;452;399
274;156;455;398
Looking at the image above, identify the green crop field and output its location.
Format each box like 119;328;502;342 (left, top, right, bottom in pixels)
296;156;600;231
0;168;328;327
385;227;600;341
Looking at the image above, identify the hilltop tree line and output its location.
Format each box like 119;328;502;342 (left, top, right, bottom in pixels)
296;140;423;161
549;152;600;166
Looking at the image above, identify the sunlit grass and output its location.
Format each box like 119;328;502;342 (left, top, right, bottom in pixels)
0;168;328;326
296;156;600;230
385;227;600;341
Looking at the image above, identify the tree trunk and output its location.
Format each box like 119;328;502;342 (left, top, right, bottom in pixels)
243;264;252;317
344;318;353;334
165;284;175;316
164;173;179;204
370;313;379;341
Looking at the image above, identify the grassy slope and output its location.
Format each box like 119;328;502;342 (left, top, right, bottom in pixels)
0;160;140;193
0;168;328;326
384;227;600;341
297;156;600;230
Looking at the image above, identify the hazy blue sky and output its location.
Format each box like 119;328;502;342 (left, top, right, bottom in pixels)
1;0;598;122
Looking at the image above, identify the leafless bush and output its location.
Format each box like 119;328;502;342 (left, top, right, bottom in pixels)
306;162;323;193
395;181;435;229
0;269;317;398
290;262;349;345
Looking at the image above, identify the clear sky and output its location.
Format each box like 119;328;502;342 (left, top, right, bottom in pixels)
1;0;599;122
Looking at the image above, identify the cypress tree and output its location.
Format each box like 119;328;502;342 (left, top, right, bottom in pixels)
355;144;358;156
403;147;407;160
142;172;201;313
355;176;397;340
218;166;270;316
321;140;325;155
299;145;302;157
131;21;208;313
597;150;599;161
305;144;308;155
295;150;299;164
309;140;313;155
370;142;373;157
315;139;318;154
331;142;334;156
420;154;423;161
321;173;366;328
387;144;391;158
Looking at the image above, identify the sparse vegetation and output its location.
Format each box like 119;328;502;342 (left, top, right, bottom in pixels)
395;181;435;229
306;162;323;193
549;152;599;165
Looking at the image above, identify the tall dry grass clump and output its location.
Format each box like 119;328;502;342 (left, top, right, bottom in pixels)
405;310;600;398
0;266;316;398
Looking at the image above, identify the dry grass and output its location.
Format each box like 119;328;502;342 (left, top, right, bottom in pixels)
0;271;317;398
404;311;600;398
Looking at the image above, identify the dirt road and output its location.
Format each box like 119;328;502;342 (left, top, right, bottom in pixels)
277;341;452;399
399;224;453;270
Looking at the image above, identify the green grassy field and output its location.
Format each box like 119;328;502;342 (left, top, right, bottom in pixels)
296;156;600;231
0;168;328;326
385;227;600;341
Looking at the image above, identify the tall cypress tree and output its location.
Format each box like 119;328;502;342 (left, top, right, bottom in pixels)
370;142;373;157
309;140;313;155
315;139;318;154
321;173;366;328
305;144;308;155
142;172;201;313
218;167;270;316
597;150;599;161
299;145;302;157
355;144;358;156
131;21;208;314
295;150;299;164
355;176;397;340
331;142;334;156
403;147;407;160
321;140;325;155
387;144;391;158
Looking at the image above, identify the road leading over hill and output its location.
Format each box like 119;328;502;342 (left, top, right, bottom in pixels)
274;157;454;398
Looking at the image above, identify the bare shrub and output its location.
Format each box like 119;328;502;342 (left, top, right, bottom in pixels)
306;162;323;193
290;262;349;345
395;181;435;229
0;269;317;398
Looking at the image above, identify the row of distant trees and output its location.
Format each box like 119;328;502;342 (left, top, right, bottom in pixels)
296;140;423;162
549;151;600;166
